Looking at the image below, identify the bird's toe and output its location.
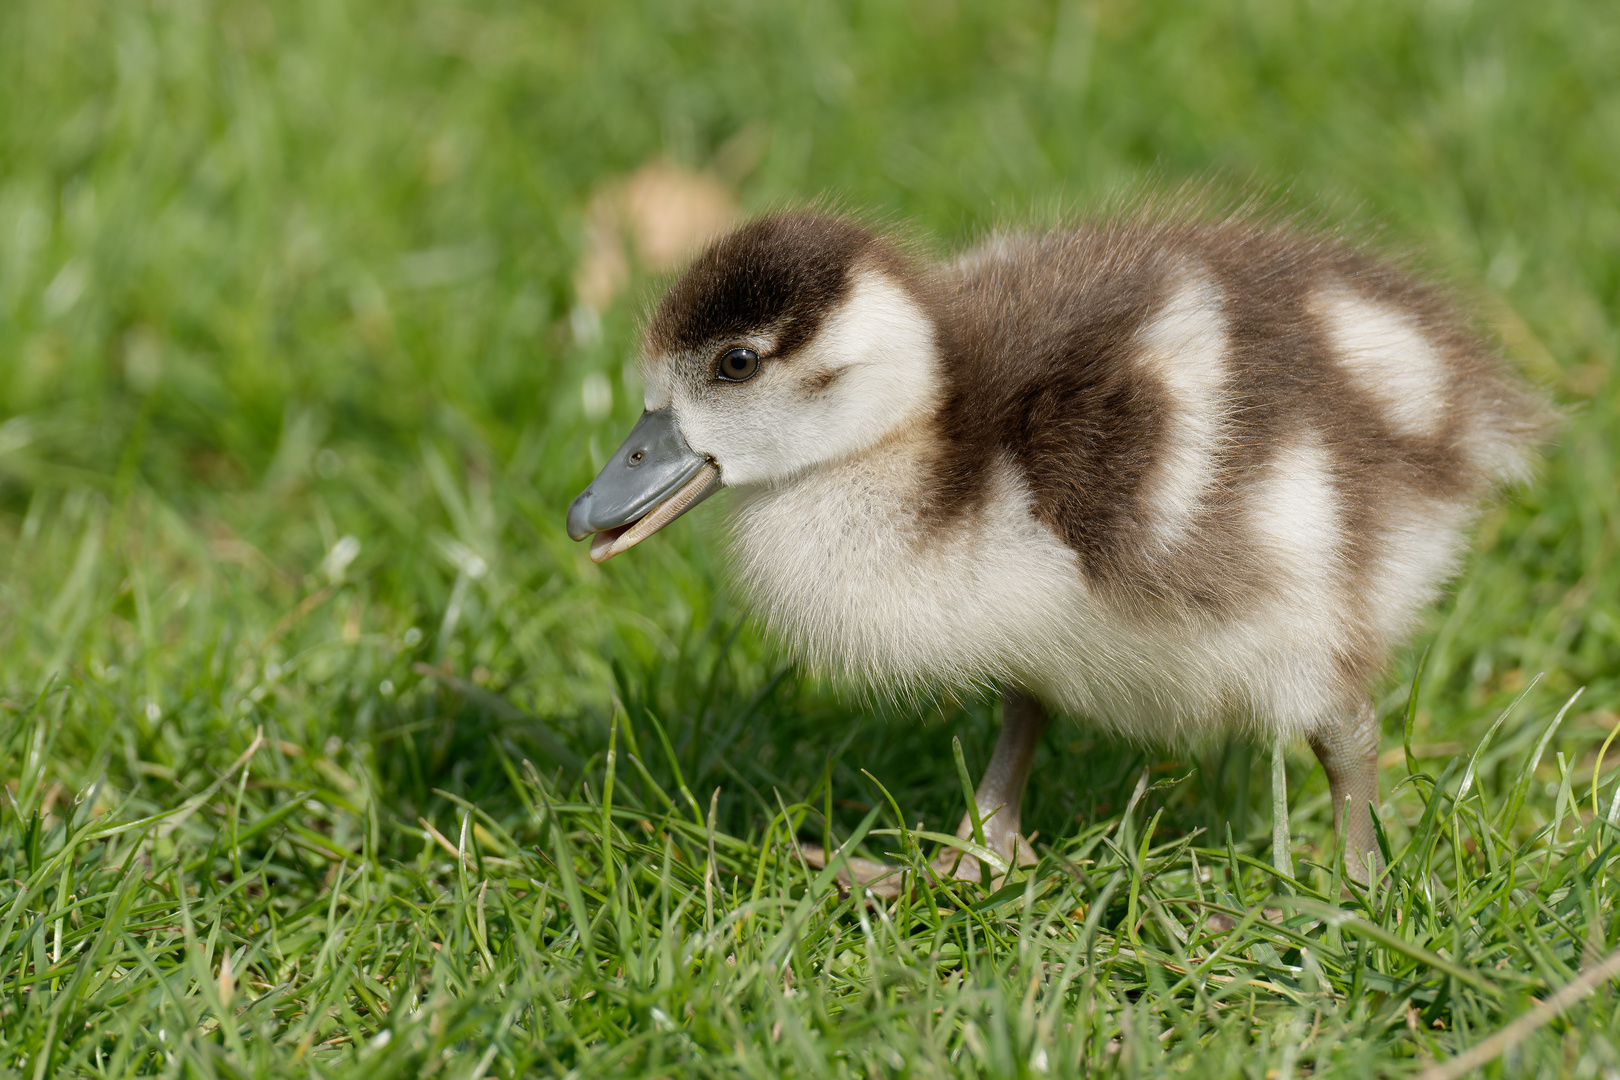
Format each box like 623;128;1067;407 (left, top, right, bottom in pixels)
795;842;907;898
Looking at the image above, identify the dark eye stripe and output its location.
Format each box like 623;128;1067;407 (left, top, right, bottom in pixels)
716;347;761;382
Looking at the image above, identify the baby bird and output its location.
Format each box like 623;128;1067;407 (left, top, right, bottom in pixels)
567;209;1546;887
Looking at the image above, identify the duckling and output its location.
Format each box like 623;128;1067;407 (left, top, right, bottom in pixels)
567;209;1547;887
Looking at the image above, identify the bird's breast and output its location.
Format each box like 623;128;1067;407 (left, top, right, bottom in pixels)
726;449;1080;688
723;445;1366;743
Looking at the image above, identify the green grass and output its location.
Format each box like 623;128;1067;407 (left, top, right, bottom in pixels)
2;0;1619;1075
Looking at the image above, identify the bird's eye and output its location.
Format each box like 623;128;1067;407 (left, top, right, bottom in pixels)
716;347;761;382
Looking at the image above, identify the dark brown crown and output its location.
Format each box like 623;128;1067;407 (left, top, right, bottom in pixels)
646;213;894;359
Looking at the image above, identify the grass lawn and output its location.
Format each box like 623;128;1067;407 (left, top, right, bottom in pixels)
2;0;1619;1075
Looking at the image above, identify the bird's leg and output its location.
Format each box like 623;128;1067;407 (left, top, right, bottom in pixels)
796;689;1051;898
936;688;1051;884
1307;699;1383;885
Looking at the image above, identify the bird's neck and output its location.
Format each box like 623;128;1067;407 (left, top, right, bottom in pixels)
735;417;941;526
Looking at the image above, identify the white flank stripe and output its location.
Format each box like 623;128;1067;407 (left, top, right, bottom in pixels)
1316;286;1449;439
1133;276;1229;548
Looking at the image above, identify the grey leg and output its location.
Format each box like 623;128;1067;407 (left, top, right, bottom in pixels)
800;687;1051;896
1307;699;1383;884
944;688;1051;880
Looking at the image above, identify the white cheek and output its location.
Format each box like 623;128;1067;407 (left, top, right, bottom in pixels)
673;384;798;483
678;271;942;487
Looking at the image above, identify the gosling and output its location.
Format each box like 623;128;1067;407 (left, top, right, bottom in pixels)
567;210;1546;887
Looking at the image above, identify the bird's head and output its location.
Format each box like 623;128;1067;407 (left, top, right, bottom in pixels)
567;212;942;562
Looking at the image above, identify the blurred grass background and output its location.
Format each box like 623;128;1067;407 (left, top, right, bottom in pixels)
1;0;1618;1074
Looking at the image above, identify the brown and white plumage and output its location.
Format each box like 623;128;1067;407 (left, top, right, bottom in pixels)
573;209;1549;885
